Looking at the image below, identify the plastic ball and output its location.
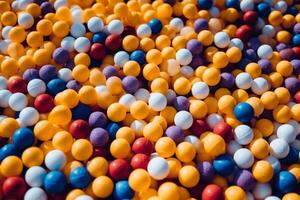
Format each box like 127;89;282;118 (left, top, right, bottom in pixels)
2;176;27;199
45;150;67;170
71;139;93;161
270;138;290;159
252;160;274;183
233;102;254;123
214;32;230;48
70;167;91;189
147;156;169;180
24;187;47;200
137;24;152;38
113;180;134;200
277;124;296;143
174;111;193;130
108;19;124;35
69;119;90;139
132;137;153;155
213;154;236;176
233;148;254;169
148;93;167;111
128;169;151;192
274;171;297;193
25;166;47;187
74;37;91;53
178;165;200;188
27;79;46;97
176;48;192;65
87;17;104;33
43;170;67;194
192;82;209;99
235;72;253;89
257;44;273;59
110;138;131;159
234;125;254;145
109;158;130;180
202;184;223;200
1;155;23;177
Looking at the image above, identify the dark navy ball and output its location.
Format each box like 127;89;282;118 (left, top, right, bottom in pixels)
130;50;146;65
197;0;213;9
274;171;297;194
234;102;254;123
0;144;18;161
280;146;299;165
113;180;134;200
148;18;162;35
12;128;34;150
72;103;93;121
43;171;67;194
256;2;271;18
47;79;66;96
92;32;107;44
69;167;91;189
213;154;236;177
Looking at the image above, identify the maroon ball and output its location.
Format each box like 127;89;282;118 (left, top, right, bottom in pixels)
130;153;150;170
294;91;300;103
293;47;300;59
236;25;252;41
34;94;55;113
90;43;106;60
2;177;27;199
92;147;110;159
105;34;122;52
7;77;27;93
69;119;90;139
201;184;224;200
213;121;233;142
243;11;258;26
190;119;210;136
132;137;153;155
109;159;131;180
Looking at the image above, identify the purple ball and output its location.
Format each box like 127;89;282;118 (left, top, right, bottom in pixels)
220;72;235;89
291;59;300;75
172;96;190;111
259;110;274;120
163;0;176;5
244;49;258;61
53;48;70;64
23;69;40;81
233;170;255;191
247;38;260;51
89;111;107;128
39;65;57;82
165;125;184;144
66;59;75;69
285;77;300;94
102;65;118;78
276;43;288;51
258;59;272;74
66;80;81;91
193;19;208;33
190;56;204;69
197;161;214;182
122;76;139;94
294;23;300;34
280;48;295;60
41;2;55;15
186;39;203;55
89;128;109;147
237;58;251;70
34;0;46;5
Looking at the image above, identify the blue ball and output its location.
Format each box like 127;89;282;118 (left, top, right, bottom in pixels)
69;167;91;189
274;171;297;194
113;180;134;200
226;0;240;9
256;2;271;18
106;122;120;139
147;18;162;35
213;154;236;177
280;146;299;165
130;50;146;65
92;32;107;44
72;103;93;121
12;128;34;150
47;78;66;96
0;144;18;161
233;102;254;123
44;171;67;194
197;0;213;9
293;34;300;47
286;6;298;16
90;58;102;67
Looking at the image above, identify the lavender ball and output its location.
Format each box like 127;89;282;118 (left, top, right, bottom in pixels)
66;80;81;91
23;69;40;81
194;19;208;33
244;49;258;61
197;161;214;182
190;56;204;69
220;72;235;89
39;65;57;82
291;59;300;75
102;65;118;78
276;43;288;51
233;170;255;191
280;48;295;60
186;39;203;55
173;96;190;111
89;111;107;128
122;76;139;94
294;23;300;34
285;77;300;94
66;59;75;69
258;59;272;74
53;48;70;64
89;128;109;147
165;125;184;144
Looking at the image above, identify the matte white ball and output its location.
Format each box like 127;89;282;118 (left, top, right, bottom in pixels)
27;79;46;97
61;36;75;52
71;23;86;38
274;1;287;13
184;135;200;150
270;138;290;159
54;0;67;9
24;187;47;200
0;90;12;107
119;94;136;110
148;93;167;111
75;195;93;200
251;77;269;95
206;113;224;129
1;26;12;39
235;72;253;89
214;32;230;48
234;125;254;145
166;89;176;104
262;25;276;37
107;19;124;35
227;140;242;155
11;1;20;11
180;65;194;78
277;124;296;143
95;85;108;94
240;0;254;11
253;183;272;199
45;150;67;170
136;24;152;38
288;120;300;136
0;39;10;54
8;92;28;111
147;157;170;180
25;166;47;187
19;107;39;126
229;38;244;50
74;37;91;53
114;51;129;67
192;82;209;99
233;148;254;169
130;120;146;136
176;49;192;65
265;196;281;200
174;111;193;130
18;12;34;29
87;17;104;33
257;44;273;59
58;68;72;82
169;18;184;32
71;7;83;23
135;88;150;102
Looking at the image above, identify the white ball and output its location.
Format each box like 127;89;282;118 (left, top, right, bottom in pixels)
24;188;47;200
130;120;146;136
25;166;47;187
95;85;108;94
136;24;152;38
274;1;287;13
262;25;276;37
192;82;209;99
11;1;20;11
45;150;67;170
169;18;184;32
135;88;150;102
71;23;86;38
0;90;12;107
174;111;193;130
166;89;177;104
270;138;290;158
234;125;254;145
74;37;91;53
19;107;39;126
227;140;242;155
235;72;253;89
265;196;281;200
18;12;34;29
54;0;67;9
58;68;72;82
71;7;83;23
251;77;269;95
184;135;200;150
0;39;10;54
114;51;129;67
27;79;46;97
18;0;33;9
75;195;94;200
253;183;272;199
257;45;273;59
206;113;224;129
107;19;124;35
167;59;180;76
233;148;254;169
148;93;167;111
209;7;220;18
288;120;300;136
8;92;28;111
277;124;296;143
87;17;104;33
180;66;194;78
229;38;244;50
292;140;300;151
240;0;254;11
147;157;169;180
119;94;136;110
180;26;194;36
214;32;230;48
2;26;12;39
61;36;75;52
176;49;192;65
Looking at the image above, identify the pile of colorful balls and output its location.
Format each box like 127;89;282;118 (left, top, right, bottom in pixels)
0;0;300;199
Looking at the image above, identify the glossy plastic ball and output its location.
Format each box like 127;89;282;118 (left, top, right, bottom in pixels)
113;180;134;200
202;184;224;200
43;171;67;194
2;176;27;199
213;154;236;176
24;187;47;200
274;171;297;193
234;102;254;123
45;150;66;170
70;167;91;189
147;157;169;180
25;166;47;187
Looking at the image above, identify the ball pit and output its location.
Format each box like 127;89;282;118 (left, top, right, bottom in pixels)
0;0;300;199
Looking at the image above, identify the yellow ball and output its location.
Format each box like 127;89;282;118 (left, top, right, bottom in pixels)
74;53;91;66
255;119;274;137
123;60;141;77
34;120;56;141
110;138;131;159
176;142;196;163
183;3;198;20
52;131;74;153
155;35;171;50
48;105;72;126
291;104;300;121
276;60;293;77
92;176;114;198
66;189;85;200
129;169;151;192
249;138;269;159
26;31;43;48
0;117;20;138
106;76;123;95
151;77;169;94
276;30;291;44
158;182;180;200
123;35;139;52
52;21;69;38
282;14;296;29
107;103;127;122
71;139;93;161
225;186;246;200
1;11;17;26
146;49;162;65
189;100;208;119
213;51;229;68
57;89;79;108
167;158;182;179
178;165;200;188
273;105;291;123
260;91;279;110
87;157;109;177
26;3;41;17
172;36;186;50
202;67;221;86
21;147;44;167
143;122;163;142
197;30;213;46
245;63;261;78
114;2;128;18
282;193;300;200
1;156;23;177
226;47;242;63
252;160;274;183
78;86;97;105
143;64;160;81
202;133;226;158
173;77;191;95
116;127;135;144
155;137;176;158
218;95;236;114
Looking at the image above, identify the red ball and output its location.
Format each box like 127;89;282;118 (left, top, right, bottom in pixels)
294;91;300;103
7;77;27;93
2;177;27;199
130;153;150;170
213;121;233;142
243;11;258;26
190;119;210;136
105;34;122;52
69;119;90;139
109;159;131;180
132;137;153;155
202;184;224;200
90;43;106;60
293;47;300;59
236;25;252;41
34;94;55;113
